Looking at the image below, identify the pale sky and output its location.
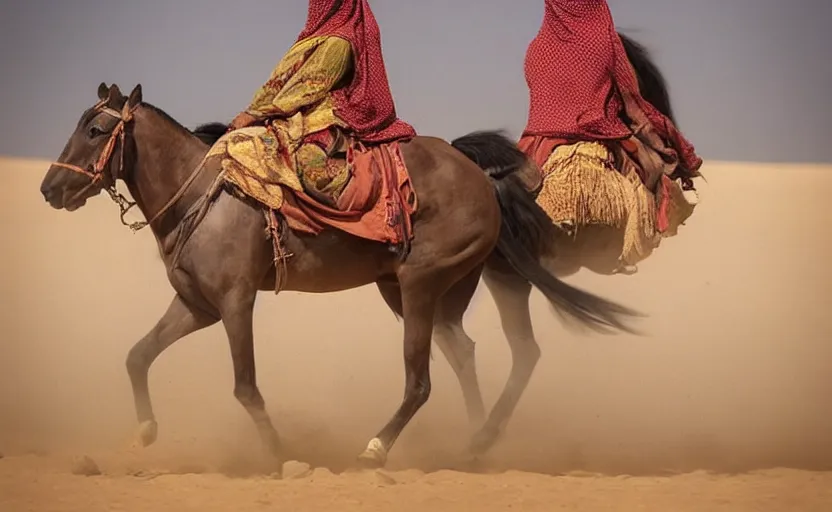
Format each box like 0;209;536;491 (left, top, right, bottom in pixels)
1;0;829;163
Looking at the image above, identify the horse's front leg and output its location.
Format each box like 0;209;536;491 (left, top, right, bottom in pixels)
219;290;285;469
126;294;217;447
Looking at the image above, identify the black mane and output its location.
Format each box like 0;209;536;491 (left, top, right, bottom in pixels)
617;31;677;125
450;130;527;180
191;122;229;146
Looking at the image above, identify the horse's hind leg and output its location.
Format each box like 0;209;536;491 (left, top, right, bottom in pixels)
126;294;218;447
468;259;541;457
376;277;404;319
433;267;486;429
377;270;487;430
219;289;285;467
358;275;443;468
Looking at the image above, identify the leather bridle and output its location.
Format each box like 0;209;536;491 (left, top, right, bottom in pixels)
51;99;207;232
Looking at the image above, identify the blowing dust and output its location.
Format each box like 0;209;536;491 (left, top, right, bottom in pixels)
1;158;831;478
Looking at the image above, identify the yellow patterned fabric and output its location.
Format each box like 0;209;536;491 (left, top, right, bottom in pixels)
205;126;303;210
205;35;355;211
535;141;660;266
246;35;352;139
295;141;351;204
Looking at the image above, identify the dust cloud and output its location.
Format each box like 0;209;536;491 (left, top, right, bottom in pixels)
2;157;831;478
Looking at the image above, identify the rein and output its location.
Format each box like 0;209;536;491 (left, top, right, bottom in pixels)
51;99;206;232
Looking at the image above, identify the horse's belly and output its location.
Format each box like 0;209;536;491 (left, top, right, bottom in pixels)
261;228;395;293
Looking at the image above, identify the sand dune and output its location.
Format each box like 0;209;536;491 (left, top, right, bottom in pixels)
1;157;830;510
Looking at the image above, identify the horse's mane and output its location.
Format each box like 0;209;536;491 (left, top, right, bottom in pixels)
616;31;677;125
140;102;192;134
134;99;228;147
191;122;229;146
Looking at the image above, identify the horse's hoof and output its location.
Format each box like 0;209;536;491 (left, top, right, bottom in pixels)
468;424;501;457
356;437;387;469
133;420;158;448
280;460;312;480
454;453;488;473
356;454;384;469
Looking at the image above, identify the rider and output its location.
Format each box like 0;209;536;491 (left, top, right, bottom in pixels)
520;0;703;269
226;0;415;199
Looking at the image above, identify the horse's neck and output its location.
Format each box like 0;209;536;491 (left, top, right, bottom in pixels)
126;107;212;239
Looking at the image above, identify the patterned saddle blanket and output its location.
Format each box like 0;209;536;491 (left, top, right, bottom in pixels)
204;125;417;247
520;137;698;269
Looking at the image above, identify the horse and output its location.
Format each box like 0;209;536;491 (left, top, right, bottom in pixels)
383;32;689;458
39;82;639;471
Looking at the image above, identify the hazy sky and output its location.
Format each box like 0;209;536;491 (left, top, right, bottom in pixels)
1;0;829;163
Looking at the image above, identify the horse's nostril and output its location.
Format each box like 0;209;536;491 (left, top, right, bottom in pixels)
40;183;51;201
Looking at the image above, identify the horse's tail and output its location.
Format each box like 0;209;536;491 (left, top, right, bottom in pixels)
450;131;642;334
617;31;677;125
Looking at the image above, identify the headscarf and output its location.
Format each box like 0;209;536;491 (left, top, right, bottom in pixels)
298;0;415;143
524;0;700;172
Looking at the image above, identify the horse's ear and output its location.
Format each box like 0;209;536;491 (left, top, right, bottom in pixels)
97;82;109;100
127;84;143;108
107;84;122;104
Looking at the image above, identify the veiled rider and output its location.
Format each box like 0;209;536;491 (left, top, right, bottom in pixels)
520;0;704;271
218;0;415;207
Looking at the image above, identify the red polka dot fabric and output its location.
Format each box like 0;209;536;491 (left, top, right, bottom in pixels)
297;0;416;143
523;0;701;172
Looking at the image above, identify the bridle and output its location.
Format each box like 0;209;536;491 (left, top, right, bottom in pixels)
50;98;206;232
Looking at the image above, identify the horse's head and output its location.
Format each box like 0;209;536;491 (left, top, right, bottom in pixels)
40;82;143;211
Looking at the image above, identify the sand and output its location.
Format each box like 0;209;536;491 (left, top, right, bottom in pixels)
2;157;831;510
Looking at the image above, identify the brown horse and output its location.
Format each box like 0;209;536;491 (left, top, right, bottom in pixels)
39;82;638;471
399;32;694;458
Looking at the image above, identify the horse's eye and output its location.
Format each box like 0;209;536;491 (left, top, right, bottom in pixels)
87;125;104;138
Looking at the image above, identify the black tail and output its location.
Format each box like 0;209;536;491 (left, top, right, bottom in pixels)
451;131;643;334
617;31;677;125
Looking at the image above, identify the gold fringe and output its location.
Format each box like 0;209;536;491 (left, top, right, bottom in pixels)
621;168;660;266
536;141;660;266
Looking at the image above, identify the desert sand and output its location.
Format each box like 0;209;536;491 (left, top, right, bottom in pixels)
1;157;831;511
